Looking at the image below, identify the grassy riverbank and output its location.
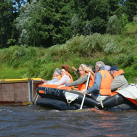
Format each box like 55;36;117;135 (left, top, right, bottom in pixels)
0;22;137;83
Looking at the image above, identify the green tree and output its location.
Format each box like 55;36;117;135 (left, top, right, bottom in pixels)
71;0;110;33
0;0;17;48
124;0;137;21
15;0;72;47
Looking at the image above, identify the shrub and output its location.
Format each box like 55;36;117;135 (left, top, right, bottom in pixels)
133;15;137;23
132;61;137;70
103;56;116;66
83;21;93;35
123;53;135;67
106;15;123;35
101;35;118;55
117;53;126;65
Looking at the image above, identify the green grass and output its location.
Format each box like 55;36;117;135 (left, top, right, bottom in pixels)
0;67;28;79
0;22;137;83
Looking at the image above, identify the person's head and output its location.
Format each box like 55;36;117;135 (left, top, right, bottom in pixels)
61;65;71;76
110;66;119;76
87;65;94;72
105;65;111;73
53;68;61;77
79;64;89;76
95;61;105;72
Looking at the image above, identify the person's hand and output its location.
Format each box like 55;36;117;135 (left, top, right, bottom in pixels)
72;66;77;71
82;89;87;95
58;85;65;89
90;69;95;76
41;79;45;82
41;79;47;83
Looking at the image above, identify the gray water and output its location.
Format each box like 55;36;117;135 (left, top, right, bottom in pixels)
0;105;137;137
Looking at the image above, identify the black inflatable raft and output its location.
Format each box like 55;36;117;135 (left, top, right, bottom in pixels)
36;85;137;111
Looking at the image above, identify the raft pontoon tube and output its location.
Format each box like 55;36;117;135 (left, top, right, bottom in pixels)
37;84;137;111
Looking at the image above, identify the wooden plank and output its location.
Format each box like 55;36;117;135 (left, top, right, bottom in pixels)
21;83;29;102
13;83;22;93
13;83;22;102
14;93;20;102
0;94;3;101
0;84;2;94
2;84;14;102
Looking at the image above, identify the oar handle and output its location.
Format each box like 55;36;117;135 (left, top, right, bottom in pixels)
73;70;79;79
80;95;85;109
80;72;91;109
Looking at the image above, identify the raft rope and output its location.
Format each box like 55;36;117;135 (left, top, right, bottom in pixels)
67;99;72;104
100;100;104;108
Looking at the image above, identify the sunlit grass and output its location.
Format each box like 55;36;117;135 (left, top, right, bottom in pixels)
0;67;28;79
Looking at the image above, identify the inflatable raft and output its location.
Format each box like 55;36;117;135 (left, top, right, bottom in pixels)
37;84;137;111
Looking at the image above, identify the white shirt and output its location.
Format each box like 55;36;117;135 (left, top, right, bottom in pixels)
51;75;70;85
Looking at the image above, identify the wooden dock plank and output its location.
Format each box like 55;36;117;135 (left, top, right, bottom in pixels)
21;83;29;102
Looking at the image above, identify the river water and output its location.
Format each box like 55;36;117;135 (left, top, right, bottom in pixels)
0;105;137;137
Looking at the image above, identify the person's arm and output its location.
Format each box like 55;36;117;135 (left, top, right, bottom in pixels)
52;75;70;85
47;77;59;84
87;72;102;94
66;74;88;87
72;66;79;73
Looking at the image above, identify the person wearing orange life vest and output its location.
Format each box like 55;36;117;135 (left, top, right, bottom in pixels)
83;61;112;101
51;65;73;85
110;66;128;91
58;64;95;91
41;68;61;84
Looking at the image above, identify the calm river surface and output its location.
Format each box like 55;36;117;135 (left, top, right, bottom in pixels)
0;104;137;137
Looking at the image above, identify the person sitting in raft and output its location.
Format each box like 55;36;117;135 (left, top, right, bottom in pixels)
50;65;73;85
82;61;112;101
41;68;61;84
110;66;128;91
58;64;95;91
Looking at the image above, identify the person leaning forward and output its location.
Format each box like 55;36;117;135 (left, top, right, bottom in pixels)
110;66;128;92
82;61;112;101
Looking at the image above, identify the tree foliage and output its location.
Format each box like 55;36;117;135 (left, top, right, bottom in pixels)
0;0;137;48
0;0;18;47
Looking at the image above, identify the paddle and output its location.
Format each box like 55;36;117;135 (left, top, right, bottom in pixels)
73;70;79;79
80;72;91;109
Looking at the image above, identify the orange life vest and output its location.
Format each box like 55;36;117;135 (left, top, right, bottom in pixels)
113;70;124;77
52;75;61;80
66;73;73;83
110;70;124;96
56;75;62;81
99;70;112;96
78;73;95;91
